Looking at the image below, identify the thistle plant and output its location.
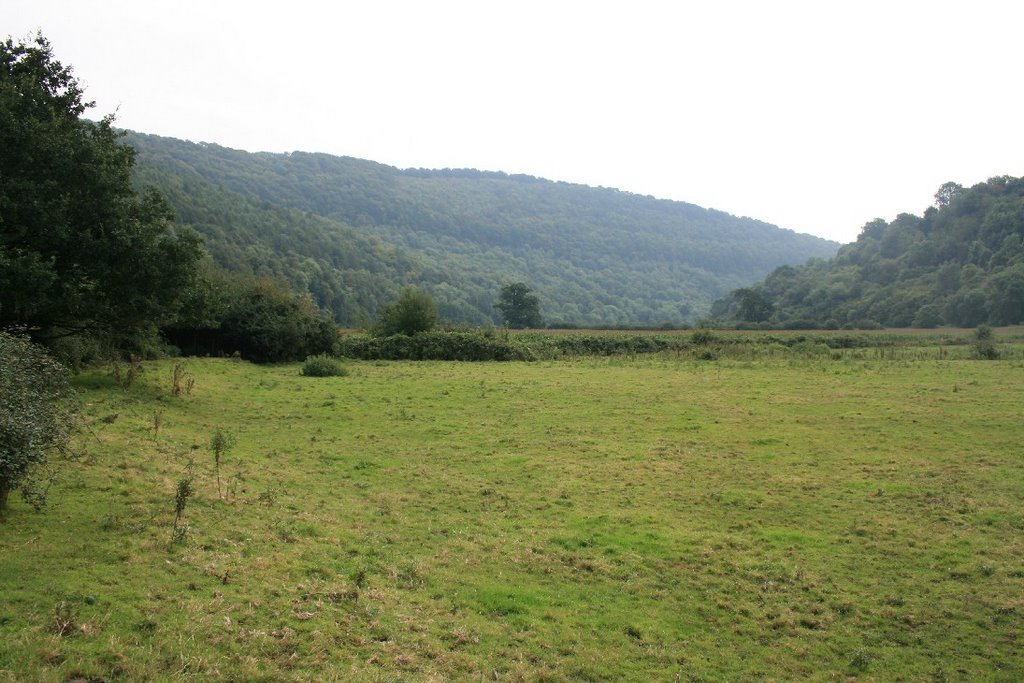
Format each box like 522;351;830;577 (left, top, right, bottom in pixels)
209;428;236;500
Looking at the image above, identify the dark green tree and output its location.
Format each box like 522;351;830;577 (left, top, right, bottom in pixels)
934;181;964;208
164;269;336;363
987;264;1024;325
732;287;774;323
373;287;438;336
0;35;201;348
496;282;543;328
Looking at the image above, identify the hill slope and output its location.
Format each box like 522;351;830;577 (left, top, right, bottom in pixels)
128;131;839;325
714;177;1024;327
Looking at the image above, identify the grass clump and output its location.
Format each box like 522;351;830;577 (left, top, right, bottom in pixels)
300;354;348;377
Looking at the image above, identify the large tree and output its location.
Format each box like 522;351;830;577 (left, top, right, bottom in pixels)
0;34;201;347
496;282;543;328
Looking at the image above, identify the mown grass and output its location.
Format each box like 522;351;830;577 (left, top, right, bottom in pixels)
2;345;1023;681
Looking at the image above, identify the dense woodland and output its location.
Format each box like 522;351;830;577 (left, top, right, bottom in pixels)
713;178;1024;328
126;132;838;327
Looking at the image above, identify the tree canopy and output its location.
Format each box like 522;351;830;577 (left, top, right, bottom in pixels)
124;131;838;327
373;287;438;337
496;282;544;328
0;35;201;349
713;177;1024;328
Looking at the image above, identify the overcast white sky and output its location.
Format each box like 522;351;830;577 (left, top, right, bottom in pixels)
8;0;1024;244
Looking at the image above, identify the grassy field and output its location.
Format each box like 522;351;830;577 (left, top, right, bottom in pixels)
2;344;1023;681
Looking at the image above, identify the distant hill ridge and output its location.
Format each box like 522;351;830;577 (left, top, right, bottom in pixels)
127;131;839;326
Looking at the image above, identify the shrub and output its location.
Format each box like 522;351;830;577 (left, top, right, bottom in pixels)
973;325;999;360
0;332;76;511
691;329;718;345
301;354;348;377
551;334;672;356
373;287;438;337
337;330;533;361
791;340;832;357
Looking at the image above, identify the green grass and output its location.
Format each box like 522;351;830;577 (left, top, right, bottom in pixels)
2;347;1023;681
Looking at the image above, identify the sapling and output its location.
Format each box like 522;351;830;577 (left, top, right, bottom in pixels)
172;477;193;541
209;428;236;500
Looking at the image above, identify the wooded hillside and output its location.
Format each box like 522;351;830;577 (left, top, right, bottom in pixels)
714;177;1024;328
128;132;838;326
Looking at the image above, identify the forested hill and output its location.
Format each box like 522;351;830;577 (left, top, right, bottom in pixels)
127;131;838;326
713;177;1024;328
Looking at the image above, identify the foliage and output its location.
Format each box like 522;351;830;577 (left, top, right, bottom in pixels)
0;36;201;351
209;428;235;499
372;287;438;337
125;131;838;326
337;329;534;361
0;332;74;511
495;282;544;328
972;325;999;359
162;266;337;363
171;476;192;539
732;287;775;322
715;177;1024;327
300;354;348;377
333;327;1020;362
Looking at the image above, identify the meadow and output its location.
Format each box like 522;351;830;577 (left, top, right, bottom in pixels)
2;335;1023;681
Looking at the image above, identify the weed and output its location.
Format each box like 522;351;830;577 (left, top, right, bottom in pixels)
209;428;236;500
98;513;122;531
351;567;369;588
849;648;873;671
301;354;348;377
258;487;278;507
172;476;193;540
111;355;141;390
171;362;195;396
52;601;77;637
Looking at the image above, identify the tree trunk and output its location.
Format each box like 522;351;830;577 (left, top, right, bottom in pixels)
0;485;10;513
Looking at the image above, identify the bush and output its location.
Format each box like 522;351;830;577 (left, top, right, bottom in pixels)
551;334;673;356
163;271;337;363
337;330;533;361
0;332;76;511
973;325;999;360
690;329;718;345
373;287;438;337
301;354;349;377
791;340;832;357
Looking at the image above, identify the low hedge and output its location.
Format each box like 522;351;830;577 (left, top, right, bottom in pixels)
336;331;534;361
